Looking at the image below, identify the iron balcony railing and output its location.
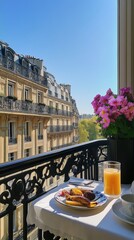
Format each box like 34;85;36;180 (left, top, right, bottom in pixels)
48;107;72;116
47;125;74;133
73;136;79;142
73;122;78;128
38;134;43;140
0;139;107;240
8;137;17;144
24;136;31;142
0;96;49;115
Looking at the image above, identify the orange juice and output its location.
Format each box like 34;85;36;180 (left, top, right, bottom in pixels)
104;168;121;196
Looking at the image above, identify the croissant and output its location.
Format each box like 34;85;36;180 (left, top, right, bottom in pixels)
70;188;83;196
66;195;90;206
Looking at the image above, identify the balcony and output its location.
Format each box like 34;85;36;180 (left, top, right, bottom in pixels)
38;134;43;140
0;96;49;115
0;139;107;240
73;122;78;128
48;107;72;116
47;125;73;133
8;137;17;144
24;136;31;142
73;136;79;143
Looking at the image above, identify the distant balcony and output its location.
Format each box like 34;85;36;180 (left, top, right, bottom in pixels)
47;125;73;133
55;92;58;97
24;136;31;142
0;55;48;87
8;137;17;144
38;134;43;140
48;107;72;116
61;95;64;100
73;136;79;143
73;122;78;128
0;139;107;240
0;96;49;115
6;95;17;101
48;90;52;95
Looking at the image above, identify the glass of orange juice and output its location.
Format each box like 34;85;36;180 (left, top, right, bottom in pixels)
103;161;121;197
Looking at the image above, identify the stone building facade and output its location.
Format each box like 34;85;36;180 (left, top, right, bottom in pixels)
0;40;79;164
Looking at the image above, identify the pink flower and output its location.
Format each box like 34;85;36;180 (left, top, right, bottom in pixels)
120;87;131;96
100;115;110;128
91;87;134;138
108;96;124;107
106;88;113;96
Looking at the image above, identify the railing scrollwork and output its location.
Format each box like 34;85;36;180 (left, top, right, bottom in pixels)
0;139;107;240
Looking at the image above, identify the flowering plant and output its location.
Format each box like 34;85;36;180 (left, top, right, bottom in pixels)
91;87;134;139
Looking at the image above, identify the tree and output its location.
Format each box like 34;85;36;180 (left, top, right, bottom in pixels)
78;117;103;143
78;122;89;143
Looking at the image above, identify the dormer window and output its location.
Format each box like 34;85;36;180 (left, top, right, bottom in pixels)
7;51;14;70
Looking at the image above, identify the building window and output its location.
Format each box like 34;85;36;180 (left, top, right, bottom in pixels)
8;152;15;161
38;122;43;139
25;88;29;100
56;103;58;109
8;81;15;96
38;146;42;154
8;122;17;144
25;88;31;100
61;90;64;99
49;101;53;107
7;51;14;70
38;92;43;103
24;121;31;142
24;149;30;157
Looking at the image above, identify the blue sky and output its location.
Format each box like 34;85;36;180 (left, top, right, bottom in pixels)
0;0;117;114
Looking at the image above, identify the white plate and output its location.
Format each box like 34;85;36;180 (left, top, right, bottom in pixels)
112;201;134;225
54;187;107;210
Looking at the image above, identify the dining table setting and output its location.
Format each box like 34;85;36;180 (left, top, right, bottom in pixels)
27;175;134;240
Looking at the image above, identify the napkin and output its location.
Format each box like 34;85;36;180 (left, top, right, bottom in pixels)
69;178;94;186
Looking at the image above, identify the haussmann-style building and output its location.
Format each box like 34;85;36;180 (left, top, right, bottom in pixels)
0;40;79;240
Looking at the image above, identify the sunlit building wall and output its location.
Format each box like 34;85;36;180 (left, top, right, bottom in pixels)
0;40;79;239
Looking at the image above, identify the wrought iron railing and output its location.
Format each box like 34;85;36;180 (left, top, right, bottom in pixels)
24;136;31;142
73;136;79;142
8;137;17;144
48;107;72;116
38;134;43;140
47;125;74;133
0;96;49;115
0;139;107;240
73;122;78;128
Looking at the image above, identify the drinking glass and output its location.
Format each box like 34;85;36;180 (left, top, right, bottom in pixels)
103;161;121;197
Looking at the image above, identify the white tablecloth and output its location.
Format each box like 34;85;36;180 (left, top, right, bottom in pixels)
27;180;134;240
